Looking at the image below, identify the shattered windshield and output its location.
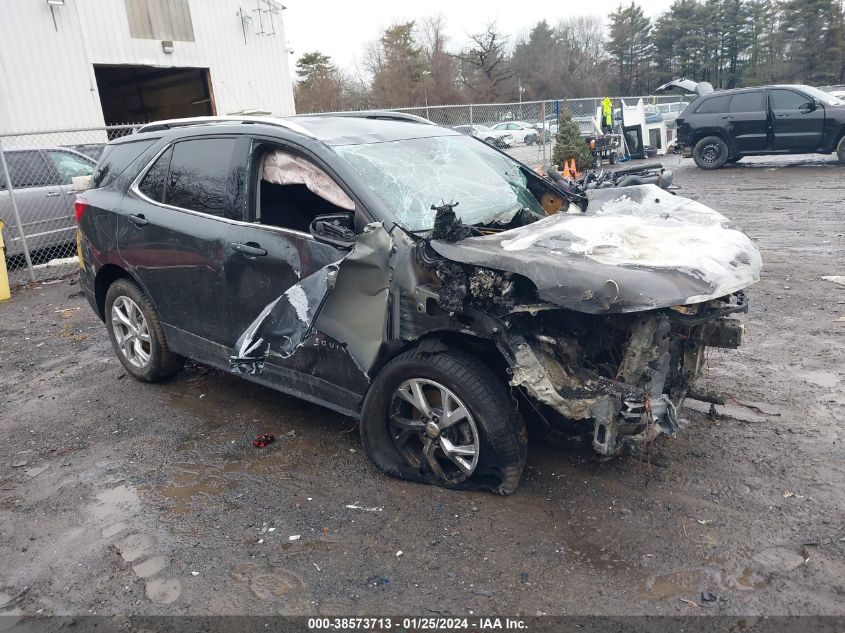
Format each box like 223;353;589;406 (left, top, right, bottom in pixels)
334;135;545;231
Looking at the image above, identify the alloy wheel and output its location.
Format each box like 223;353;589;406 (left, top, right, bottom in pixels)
388;378;480;484
111;296;152;369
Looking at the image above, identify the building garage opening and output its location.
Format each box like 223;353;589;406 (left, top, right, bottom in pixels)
94;65;215;126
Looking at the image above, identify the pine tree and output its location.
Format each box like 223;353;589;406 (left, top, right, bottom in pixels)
607;2;654;95
552;112;593;171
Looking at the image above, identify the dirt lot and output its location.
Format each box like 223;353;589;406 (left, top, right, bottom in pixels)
1;154;843;618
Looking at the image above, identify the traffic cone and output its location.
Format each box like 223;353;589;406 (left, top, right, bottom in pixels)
570;158;581;179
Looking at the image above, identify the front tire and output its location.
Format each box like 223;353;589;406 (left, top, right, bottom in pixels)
693;135;729;169
360;348;527;494
837;136;845;164
105;278;184;382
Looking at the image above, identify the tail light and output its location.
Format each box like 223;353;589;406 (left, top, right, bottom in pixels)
74;200;88;223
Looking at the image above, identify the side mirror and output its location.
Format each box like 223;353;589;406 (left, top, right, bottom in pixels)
802;98;820;112
309;212;356;248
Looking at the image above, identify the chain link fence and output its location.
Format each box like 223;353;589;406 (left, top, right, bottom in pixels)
390;95;692;167
0;125;138;286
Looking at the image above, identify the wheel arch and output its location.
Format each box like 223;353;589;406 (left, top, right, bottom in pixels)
93;264;159;322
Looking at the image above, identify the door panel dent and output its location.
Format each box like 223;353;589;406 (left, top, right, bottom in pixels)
229;223;393;378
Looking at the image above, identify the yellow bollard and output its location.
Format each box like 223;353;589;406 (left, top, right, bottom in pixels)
0;220;10;301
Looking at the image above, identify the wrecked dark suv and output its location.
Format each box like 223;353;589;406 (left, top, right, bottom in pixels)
76;114;762;494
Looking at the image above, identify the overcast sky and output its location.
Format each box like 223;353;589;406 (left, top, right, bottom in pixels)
283;0;675;77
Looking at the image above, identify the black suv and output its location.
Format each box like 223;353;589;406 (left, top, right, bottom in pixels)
76;114;761;493
669;83;845;169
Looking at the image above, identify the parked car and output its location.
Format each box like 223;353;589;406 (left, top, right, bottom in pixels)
658;80;845;168
644;101;688;128
77;114;761;494
491;121;540;145
1;147;95;258
453;124;514;148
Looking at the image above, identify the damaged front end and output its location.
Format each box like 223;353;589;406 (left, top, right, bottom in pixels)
499;298;747;457
420;184;760;458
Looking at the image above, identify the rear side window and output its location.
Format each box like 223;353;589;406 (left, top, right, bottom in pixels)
695;95;731;114
0;150;53;189
730;91;764;112
138;146;172;202
165;138;237;216
90;138;156;189
769;89;813;110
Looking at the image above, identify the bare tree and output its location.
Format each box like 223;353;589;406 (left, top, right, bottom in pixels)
454;24;514;102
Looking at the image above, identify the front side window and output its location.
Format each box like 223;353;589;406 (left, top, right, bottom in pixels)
769;89;813;111
255;147;354;233
165;138;237;216
334;134;545;231
47;151;94;185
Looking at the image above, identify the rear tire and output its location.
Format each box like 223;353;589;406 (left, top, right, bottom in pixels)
693;136;728;169
837;136;845;164
105;278;184;382
360;347;527;494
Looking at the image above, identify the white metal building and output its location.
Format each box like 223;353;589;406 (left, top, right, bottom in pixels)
0;0;296;133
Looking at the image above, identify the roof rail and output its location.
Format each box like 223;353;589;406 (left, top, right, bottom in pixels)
136;116;314;137
299;110;436;126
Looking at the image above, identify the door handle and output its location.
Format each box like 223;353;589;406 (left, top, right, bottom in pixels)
45;191;60;197
127;213;149;227
777;113;790;118
721;115;734;119
230;241;267;257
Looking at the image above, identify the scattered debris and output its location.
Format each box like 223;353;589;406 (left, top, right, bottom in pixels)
25;466;48;478
726;395;781;417
679;598;701;608
395;550;403;557
700;591;717;603
252;433;275;448
289;535;301;541
191;571;199;576
821;275;845;287
345;504;384;512
11;460;28;468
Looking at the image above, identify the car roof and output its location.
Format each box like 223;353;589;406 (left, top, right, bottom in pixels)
2;146;96;162
701;84;814;97
122;114;461;148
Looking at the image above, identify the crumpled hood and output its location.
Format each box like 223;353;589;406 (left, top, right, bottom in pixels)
430;184;762;313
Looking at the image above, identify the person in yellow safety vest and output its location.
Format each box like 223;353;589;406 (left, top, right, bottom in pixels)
601;97;613;132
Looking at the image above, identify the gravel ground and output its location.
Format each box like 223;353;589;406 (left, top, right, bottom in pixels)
0;154;843;618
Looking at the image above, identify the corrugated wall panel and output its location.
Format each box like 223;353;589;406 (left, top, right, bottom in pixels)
0;0;294;133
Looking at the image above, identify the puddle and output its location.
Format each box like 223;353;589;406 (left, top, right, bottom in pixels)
735;567;770;590
117;533;154;563
91;485;141;522
145;578;181;604
637;569;703;600
157;453;293;513
133;555;169;579
102;522;129;539
230;563;305;601
801;370;840;389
